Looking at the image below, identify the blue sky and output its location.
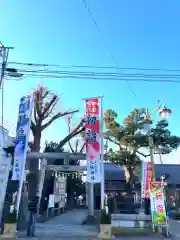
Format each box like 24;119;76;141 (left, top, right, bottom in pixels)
1;0;180;161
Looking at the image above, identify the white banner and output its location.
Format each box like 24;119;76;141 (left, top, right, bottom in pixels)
141;161;147;198
0;152;12;220
54;176;67;204
48;194;55;208
12;94;34;180
85;98;101;183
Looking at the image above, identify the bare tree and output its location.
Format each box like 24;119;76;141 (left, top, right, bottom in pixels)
30;85;79;152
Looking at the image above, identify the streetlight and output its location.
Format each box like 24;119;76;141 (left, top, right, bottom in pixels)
159;106;172;119
5;68;23;78
136;102;172;181
136;103;172;217
136;104;171;215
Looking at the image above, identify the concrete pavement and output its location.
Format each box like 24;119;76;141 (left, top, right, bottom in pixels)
16;238;171;240
16;210;176;239
169;219;180;239
17;209;98;239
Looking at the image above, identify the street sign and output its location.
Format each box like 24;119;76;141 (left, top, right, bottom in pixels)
54;176;67;205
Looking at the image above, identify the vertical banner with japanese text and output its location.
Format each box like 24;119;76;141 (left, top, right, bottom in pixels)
85;98;101;183
12;94;34;180
145;161;152;198
150;182;167;227
141;161;147;198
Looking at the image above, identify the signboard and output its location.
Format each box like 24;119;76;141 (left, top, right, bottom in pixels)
145;161;152;198
59;195;66;208
12;94;34;180
150;182;167;227
54;176;66;205
85;98;101;183
48;194;55;208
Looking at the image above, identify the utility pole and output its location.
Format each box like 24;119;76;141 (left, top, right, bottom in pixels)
0;42;14;234
0;42;14;87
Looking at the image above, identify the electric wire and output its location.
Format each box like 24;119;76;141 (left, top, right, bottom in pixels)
5;72;180;83
82;0;137;96
0;117;16;130
6;61;180;83
6;66;180;80
11;68;180;78
5;62;180;83
8;61;180;73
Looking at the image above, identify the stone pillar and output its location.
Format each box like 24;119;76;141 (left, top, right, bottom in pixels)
88;182;94;216
85;182;88;206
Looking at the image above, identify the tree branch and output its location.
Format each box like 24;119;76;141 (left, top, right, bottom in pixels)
44;99;58;119
106;136;119;146
33;104;38;124
75;139;79;153
57;127;85;150
41;110;79;131
42;90;49;99
68;141;75;153
67;116;75;153
34;91;42;117
136;150;150;158
79;142;86;153
31;120;36;135
42;95;59;120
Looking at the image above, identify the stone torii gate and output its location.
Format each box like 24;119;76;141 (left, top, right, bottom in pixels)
26;152;108;216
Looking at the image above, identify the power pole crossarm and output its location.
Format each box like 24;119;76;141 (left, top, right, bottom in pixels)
0;43;14;87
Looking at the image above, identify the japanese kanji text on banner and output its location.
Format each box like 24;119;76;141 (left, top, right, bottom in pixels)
85;98;101;183
150;182;167;227
12;94;34;180
145;161;152;198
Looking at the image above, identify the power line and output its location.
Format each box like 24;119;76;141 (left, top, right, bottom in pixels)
5;72;180;83
6;63;180;83
13;68;180;78
82;0;137;96
5;67;180;82
8;61;180;72
0;116;16;131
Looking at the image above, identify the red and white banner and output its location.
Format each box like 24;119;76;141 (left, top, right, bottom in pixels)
145;161;152;198
149;182;167;226
85;98;101;183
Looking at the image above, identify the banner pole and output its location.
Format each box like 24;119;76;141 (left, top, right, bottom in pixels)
16;95;34;217
100;96;104;210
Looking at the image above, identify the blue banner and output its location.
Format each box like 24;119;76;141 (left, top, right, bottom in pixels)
12;94;34;180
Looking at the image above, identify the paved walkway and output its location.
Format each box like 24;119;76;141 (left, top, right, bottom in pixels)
15;211;176;239
169;219;180;239
18;209;98;239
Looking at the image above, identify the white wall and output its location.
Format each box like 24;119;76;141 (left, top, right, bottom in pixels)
0;126;13;220
0;126;14;149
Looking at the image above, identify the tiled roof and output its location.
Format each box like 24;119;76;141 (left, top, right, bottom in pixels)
104;163;125;181
155;164;180;184
104;163;180;184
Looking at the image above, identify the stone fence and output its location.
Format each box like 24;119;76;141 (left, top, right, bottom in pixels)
111;213;152;228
